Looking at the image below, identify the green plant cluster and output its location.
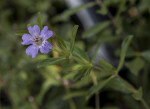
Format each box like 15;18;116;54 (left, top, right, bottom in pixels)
0;0;150;109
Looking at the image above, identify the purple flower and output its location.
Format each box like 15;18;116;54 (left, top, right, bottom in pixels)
21;25;53;58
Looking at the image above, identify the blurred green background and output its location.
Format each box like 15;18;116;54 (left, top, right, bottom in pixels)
0;0;150;109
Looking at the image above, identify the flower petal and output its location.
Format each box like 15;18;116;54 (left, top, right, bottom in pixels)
40;26;53;40
26;45;39;58
40;26;48;34
39;41;52;54
21;34;33;45
28;25;40;37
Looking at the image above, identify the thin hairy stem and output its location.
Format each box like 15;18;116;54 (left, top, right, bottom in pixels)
141;99;150;109
95;0;116;25
91;72;100;109
53;48;150;109
65;87;76;109
118;76;150;109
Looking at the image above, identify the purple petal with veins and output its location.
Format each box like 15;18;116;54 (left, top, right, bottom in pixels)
22;25;53;58
40;41;52;54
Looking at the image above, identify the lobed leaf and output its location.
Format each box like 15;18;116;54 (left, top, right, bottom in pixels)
125;57;144;76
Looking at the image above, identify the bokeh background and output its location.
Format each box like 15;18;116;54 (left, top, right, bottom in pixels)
0;0;150;109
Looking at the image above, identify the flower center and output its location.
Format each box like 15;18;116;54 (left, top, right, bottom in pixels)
34;38;43;46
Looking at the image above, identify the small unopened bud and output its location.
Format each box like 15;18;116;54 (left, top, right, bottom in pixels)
128;7;138;17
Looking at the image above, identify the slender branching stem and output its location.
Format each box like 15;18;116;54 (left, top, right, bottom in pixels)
53;48;150;109
91;72;100;109
65;87;76;109
73;54;150;109
117;76;150;109
95;0;116;25
141;99;150;109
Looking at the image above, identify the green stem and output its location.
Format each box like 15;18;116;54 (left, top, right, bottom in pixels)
117;76;150;109
141;99;150;109
71;56;91;66
95;92;100;109
65;88;76;109
71;55;109;74
53;48;150;109
95;0;116;25
91;72;100;109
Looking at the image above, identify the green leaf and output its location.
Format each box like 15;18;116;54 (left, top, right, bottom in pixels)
73;47;89;62
115;48;137;57
116;35;133;73
53;2;96;22
125;57;144;76
16;30;29;36
97;6;107;15
37;12;43;30
102;106;119;109
27;24;34;28
38;57;66;67
103;0;121;6
99;59;115;71
132;87;143;100
116;0;126;18
141;51;150;62
86;75;115;100
70;25;79;54
37;79;59;104
56;36;67;51
74;67;92;81
82;21;110;38
106;77;132;94
63;91;87;100
98;35;121;43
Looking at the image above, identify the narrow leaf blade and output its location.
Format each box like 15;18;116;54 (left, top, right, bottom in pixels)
70;25;79;54
53;2;96;22
56;36;67;51
38;57;66;67
37;12;43;30
16;30;29;36
86;75;114;100
117;35;133;73
82;21;110;38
